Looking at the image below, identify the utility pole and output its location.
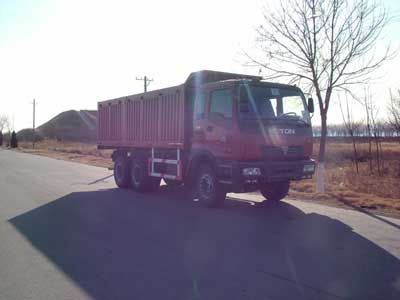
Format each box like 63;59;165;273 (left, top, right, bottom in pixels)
31;99;37;149
136;76;153;92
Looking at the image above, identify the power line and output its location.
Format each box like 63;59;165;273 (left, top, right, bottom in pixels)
136;76;153;92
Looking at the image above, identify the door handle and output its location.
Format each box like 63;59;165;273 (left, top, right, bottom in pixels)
207;126;214;132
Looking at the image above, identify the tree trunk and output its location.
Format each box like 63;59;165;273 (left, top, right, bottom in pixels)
317;111;327;193
374;133;381;175
378;136;384;171
351;131;359;173
367;124;373;173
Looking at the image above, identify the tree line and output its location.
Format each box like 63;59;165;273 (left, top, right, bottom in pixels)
0;115;18;148
313;123;399;138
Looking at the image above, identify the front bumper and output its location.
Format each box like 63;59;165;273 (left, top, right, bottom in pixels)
217;159;315;193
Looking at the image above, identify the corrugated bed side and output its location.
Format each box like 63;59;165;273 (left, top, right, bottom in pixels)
98;101;123;144
125;88;185;148
159;91;184;144
98;87;185;148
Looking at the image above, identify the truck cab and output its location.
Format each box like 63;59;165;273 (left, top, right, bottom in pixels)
187;74;315;204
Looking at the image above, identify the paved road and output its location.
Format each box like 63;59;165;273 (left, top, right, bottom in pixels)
0;149;399;300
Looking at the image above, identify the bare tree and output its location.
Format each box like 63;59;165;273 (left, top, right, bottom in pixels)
370;106;383;175
362;88;374;172
362;88;385;174
246;0;392;192
0;114;11;133
339;93;359;173
388;89;400;139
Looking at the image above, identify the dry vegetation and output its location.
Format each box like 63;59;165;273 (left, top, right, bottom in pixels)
17;139;113;169
15;138;400;218
290;140;400;218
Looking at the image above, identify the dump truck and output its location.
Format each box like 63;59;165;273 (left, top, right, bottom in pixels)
98;70;315;207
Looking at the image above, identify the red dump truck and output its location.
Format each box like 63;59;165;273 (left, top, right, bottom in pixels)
98;70;315;207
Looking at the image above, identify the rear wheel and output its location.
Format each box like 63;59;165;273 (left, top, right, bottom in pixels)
260;181;290;202
195;165;226;208
114;156;131;188
130;157;160;192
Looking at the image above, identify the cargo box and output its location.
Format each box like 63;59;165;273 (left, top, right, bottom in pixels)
98;70;261;150
98;85;188;149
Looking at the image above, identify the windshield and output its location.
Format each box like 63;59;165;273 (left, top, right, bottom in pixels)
239;83;310;124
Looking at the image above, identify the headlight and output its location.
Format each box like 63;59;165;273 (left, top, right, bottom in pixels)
303;164;315;173
242;167;261;176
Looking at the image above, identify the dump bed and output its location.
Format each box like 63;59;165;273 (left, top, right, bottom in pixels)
98;85;187;149
97;70;262;150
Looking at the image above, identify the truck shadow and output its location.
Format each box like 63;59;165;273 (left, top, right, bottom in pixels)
9;187;400;300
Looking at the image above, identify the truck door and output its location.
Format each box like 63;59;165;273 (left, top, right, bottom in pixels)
204;88;235;159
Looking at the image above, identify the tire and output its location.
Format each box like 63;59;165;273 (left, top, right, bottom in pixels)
260;181;290;202
114;156;131;188
130;157;160;192
195;164;226;208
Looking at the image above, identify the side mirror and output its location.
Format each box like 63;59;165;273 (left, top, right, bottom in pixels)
307;97;314;113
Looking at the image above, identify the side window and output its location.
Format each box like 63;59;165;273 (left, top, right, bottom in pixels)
269;98;278;116
193;92;205;120
209;89;232;118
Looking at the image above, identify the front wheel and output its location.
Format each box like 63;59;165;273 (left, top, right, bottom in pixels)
260;181;290;202
195;165;226;208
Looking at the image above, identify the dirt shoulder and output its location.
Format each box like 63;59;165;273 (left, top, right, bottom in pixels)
288;191;400;219
16;141;112;169
12;140;400;219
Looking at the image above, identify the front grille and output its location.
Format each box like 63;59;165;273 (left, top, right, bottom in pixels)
262;145;305;160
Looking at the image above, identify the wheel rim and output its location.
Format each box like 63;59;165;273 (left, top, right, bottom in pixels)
199;174;214;200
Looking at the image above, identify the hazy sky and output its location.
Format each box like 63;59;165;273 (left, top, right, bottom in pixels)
1;0;399;131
